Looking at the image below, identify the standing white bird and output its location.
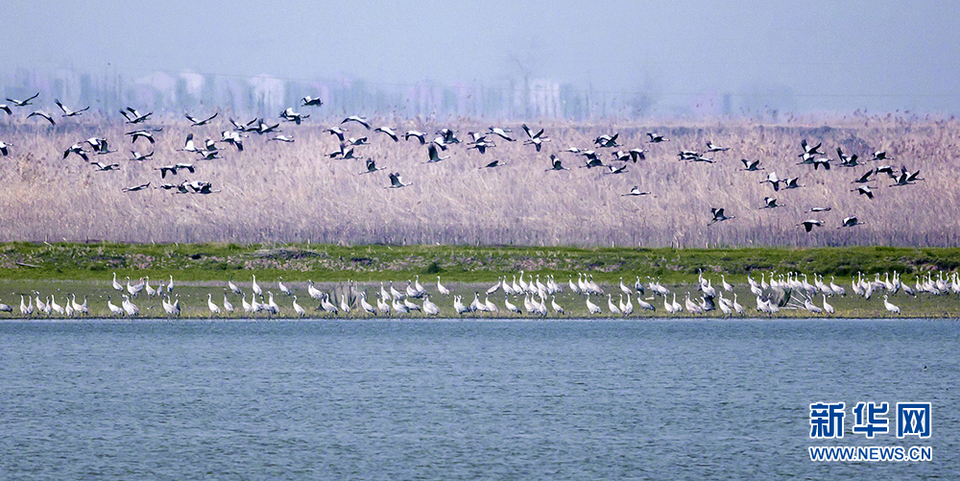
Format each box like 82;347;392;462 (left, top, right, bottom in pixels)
207;293;222;315
122;295;139;316
423;295;440;316
436;276;451;296
586;297;602;315
684;293;703;314
635;294;655;312
308;280;323;301
223;294;234;312
376;295;390;315
732;294;745;316
144;278;157;297
264;292;280;315
620;294;634;316
320;294;338;314
278;277;292;296
107;296;123;317
483;295;498;313
504;297;521;314
883;295;900;315
822;295;835;315
292;296;306;317
359;294;376;315
392;297;409;314
550;295;565;315
252;275;262;297
453;296;469;315
229;276;242;295
664;294;676;314
340;294;352;313
50;295;64;316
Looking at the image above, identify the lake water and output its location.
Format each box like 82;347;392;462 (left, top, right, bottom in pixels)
0;319;956;479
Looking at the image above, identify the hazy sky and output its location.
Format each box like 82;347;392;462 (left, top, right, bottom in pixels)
3;0;959;114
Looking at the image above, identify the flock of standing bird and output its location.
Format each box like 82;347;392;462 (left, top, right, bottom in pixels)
2;266;958;318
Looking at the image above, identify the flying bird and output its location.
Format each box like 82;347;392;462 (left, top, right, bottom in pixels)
301;96;323;107
122;182;151;192
329;143;355;159
488;127;515;141
0;141;11;156
761;171;781;191
594;133;620;147
799;219;823;233
426;143;449;163
120;107;152;124
467;139;496;154
741;159;763;171
180;133;199;152
607;164;628;174
55;99;89;117
840;216;864;228
185;111;219;126
837;147;860;167
811;158;831;170
85;137;115;154
800;139;824;156
546;154;569;171
404;130;427;144
6;92;39;107
253;119;280;134
27;110;56;125
852;185;875;199
342;115;371;129
622;186;650;197
91;161;120;171
63;143;89;161
761;197;781;209
126;129;156;144
325;126;346;142
706;141;729;152
708;208;735;225
374;126;400;142
279;107;309;124
387;172;411;188
647;132;669;143
360;158;384;174
130;151;154;161
220;130;244;151
852;169;874;184
581;156;604;169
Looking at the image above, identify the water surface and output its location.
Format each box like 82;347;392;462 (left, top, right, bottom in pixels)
0;319;956;479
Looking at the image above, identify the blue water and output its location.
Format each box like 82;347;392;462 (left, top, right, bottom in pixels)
0;319;956;479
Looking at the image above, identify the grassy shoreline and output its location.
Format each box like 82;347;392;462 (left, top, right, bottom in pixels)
1;243;959;319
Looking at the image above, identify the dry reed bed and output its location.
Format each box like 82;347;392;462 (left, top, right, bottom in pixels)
0;114;958;246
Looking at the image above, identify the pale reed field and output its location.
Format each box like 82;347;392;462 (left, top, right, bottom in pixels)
0;113;958;247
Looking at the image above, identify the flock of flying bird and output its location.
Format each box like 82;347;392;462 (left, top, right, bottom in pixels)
3;266;958;318
0;90;924;234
